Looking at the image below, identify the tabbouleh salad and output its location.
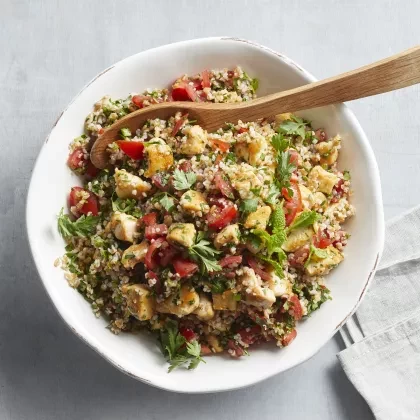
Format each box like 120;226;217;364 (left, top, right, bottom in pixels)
56;66;355;372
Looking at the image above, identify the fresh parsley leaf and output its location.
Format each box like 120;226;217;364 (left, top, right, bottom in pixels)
57;209;100;239
276;151;296;192
154;193;176;212
343;170;351;181
211;278;227;294
287;210;319;232
160;320;205;373
224;152;237;163
119;127;131;138
271;133;290;153
172;169;197;190
111;194;142;218
239;198;258;215
188;238;222;274
278;117;307;139
265;183;281;206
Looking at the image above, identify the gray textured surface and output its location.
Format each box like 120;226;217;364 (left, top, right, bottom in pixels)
1;0;418;418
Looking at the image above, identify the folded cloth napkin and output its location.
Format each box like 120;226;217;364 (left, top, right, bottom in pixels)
338;205;420;420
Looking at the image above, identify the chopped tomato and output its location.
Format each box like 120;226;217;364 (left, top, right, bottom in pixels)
238;325;261;345
132;94;148;109
247;256;271;281
98;128;104;135
179;327;196;342
219;255;243;268
214;172;234;199
172;81;199;102
141;213;158;227
200;344;212;355
116;140;144;160
207;201;237;230
201;70;211;89
172;113;188;136
84;160;100;180
227;70;234;78
282;329;297;346
313;229;332;249
211;138;230;152
314;128;327;142
227;339;244;357
214;154;223;165
67;148;85;171
69;187;99;216
148;271;162;295
288;244;310;267
288;149;300;166
173;258;199;278
178;160;192;172
238;127;248;134
331;179;345;203
159;245;178;267
145;224;168;240
151;173;169;191
145;237;165;270
288;295;303;320
283;182;302;226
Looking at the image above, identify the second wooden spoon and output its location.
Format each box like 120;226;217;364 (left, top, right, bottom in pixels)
91;46;420;168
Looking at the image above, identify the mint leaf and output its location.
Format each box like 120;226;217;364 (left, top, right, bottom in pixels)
287;210;319;232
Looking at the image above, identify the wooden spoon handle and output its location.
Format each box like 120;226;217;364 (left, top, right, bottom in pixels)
234;45;420;121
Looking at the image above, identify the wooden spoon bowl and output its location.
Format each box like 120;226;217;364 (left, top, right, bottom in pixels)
91;46;420;169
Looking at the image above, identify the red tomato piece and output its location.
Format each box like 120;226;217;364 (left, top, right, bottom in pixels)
313;229;332;249
331;179;345;203
201;70;211;89
145;237;165;270
148;271;162;295
288;149;300;166
141;213;158;227
116;140;144;160
85;160;100;180
178;160;192;172
247;256;271;281
132;94;148;109
314;128;327;142
282;329;297;346
172;82;199;102
179;327;196;342
288;295;303;321
219;255;243;268
151;173;169;191
145;224;168;240
238;325;261;345
238;127;248;134
227;339;244;358
67;148;85;171
288;244;310;267
211;138;230;152
98;128;104;135
172;113;188;136
214;172;234;199
200;344;212;355
159;245;178;267
283;182;302;226
227;70;234;78
69;187;99;216
207;201;237;230
173;258;199;278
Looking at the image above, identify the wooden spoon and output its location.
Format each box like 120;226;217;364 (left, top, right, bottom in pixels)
91;46;420;168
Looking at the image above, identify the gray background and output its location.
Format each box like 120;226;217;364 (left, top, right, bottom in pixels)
1;0;418;418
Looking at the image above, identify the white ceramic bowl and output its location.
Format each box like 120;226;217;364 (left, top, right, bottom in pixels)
26;37;384;393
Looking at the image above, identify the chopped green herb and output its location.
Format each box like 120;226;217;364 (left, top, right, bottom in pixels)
188;238;222;274
278;116;308;139
57;209;99;239
287;210;319;232
343;170;351;181
239;198;259;215
251;78;259;92
172;169;197;190
119;127;131;138
111;194;142;218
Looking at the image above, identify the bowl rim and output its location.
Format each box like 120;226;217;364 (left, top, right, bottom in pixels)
26;36;385;393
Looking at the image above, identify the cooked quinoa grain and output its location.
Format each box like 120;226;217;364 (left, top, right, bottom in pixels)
57;67;354;371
